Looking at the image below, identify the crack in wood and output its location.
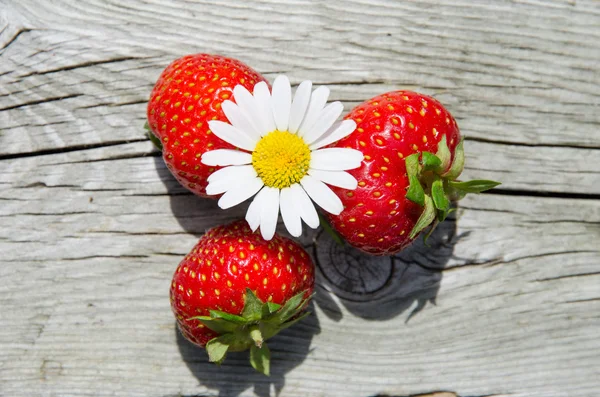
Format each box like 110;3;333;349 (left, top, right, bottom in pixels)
373;392;510;397
490;189;600;201
0;27;32;51
562;297;600;304
74;98;148;110
17;56;144;78
536;270;600;283
0;93;83;112
0;138;148;161
466;136;600;150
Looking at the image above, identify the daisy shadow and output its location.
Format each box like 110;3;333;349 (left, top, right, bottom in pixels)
312;215;458;321
175;303;320;397
153;156;248;237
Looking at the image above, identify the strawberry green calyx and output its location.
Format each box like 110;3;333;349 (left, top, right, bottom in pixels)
144;122;163;151
191;288;311;376
405;136;501;239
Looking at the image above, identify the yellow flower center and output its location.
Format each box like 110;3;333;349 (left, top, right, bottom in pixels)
252;130;311;189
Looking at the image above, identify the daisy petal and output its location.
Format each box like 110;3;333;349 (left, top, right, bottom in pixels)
233;85;269;136
246;187;267;232
207;164;255;183
259;186;280;240
300;175;344;215
309;119;357;150
201;149;252;166
218;177;264;209
280;187;302;237
271;75;292;132
290;183;320;229
298;86;330;137
208;120;257;151
303;101;344;145
288;80;312;134
253;82;276;134
308;169;358;190
222;100;262;141
206;165;257;195
310;148;364;171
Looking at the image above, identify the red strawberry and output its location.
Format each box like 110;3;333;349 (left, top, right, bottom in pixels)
326;91;500;255
147;54;267;197
170;220;314;375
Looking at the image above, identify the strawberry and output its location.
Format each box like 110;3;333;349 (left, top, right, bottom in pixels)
326;91;500;255
147;54;267;197
170;220;314;375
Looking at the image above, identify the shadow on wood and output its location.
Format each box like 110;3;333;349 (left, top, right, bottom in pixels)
153;156;249;237
175;304;320;397
313;217;458;321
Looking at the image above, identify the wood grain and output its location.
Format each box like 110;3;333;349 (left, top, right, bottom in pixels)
1;0;599;396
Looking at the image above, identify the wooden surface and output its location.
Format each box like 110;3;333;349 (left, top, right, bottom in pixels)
1;0;599;396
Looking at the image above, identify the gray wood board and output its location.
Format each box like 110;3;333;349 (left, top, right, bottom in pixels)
1;0;599;396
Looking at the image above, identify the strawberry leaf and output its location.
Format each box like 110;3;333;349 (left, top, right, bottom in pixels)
448;180;501;193
406;175;425;206
250;343;271;376
266;290;306;323
209;310;248;324
405;154;425;206
206;334;236;364
421;152;442;172
193;316;240;334
431;178;450;214
409;194;436;239
435;135;451;172
242;288;264;321
423;219;440;244
319;214;344;246
405;153;421;176
443;138;464;180
145;122;163;151
259;322;281;340
279;311;311;331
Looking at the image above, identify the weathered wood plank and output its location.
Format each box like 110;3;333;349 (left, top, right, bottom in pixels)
1;0;599;156
1;139;597;201
1;0;599;396
0;142;599;397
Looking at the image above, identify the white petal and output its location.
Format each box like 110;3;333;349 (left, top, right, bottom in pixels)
271;75;292;132
246;187;267;231
233;85;269;136
310;119;357;150
303;102;344;145
298;86;330;137
300;175;344;215
308;169;358;190
222;100;262;141
289;183;320;229
259;187;280;240
288;80;312;134
253;82;276;134
206;165;257;195
280;187;302;237
218;177;264;209
208;120;257;151
201;149;252;166
207;164;254;183
310;148;364;171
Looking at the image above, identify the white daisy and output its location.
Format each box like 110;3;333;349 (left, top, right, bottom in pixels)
201;75;363;240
